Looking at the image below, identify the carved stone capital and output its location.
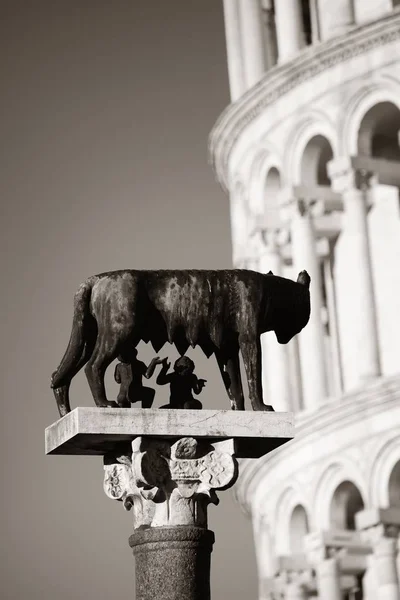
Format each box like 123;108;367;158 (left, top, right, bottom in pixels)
104;437;238;529
360;523;400;546
278;193;309;223
328;158;375;193
356;507;400;546
279;191;329;220
253;227;288;259
104;453;157;529
274;565;313;598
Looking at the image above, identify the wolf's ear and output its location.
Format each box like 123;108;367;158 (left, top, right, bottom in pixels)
297;270;310;288
266;270;273;275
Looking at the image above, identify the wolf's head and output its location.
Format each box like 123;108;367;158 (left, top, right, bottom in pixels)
268;270;311;344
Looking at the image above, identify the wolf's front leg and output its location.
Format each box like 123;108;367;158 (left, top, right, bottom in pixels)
239;336;273;412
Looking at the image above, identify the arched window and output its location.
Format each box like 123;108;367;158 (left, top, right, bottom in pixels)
264;166;282;229
289;504;309;553
300;134;333;186
330;481;364;530
357;102;400;161
388;460;400;507
299;134;342;395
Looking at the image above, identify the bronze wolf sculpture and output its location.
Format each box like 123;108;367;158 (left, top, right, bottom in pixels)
51;269;311;416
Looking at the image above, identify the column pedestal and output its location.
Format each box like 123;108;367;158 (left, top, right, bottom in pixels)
45;407;294;600
130;527;214;600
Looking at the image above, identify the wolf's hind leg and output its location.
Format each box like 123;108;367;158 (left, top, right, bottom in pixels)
239;336;273;411
84;334;120;408
52;334;96;417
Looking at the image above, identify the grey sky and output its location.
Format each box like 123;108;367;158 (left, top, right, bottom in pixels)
0;2;258;599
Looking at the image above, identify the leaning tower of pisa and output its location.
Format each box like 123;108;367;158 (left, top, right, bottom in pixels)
209;2;400;598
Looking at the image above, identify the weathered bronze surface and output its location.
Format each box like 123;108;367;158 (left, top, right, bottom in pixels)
157;356;206;410
51;268;310;415
114;348;161;408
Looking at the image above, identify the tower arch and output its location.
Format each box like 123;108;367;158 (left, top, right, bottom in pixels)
286;114;338;185
264;166;282;228
289;504;310;553
330;480;365;530
388;460;400;508
343;83;400;156
357;101;400;161
300;134;334;186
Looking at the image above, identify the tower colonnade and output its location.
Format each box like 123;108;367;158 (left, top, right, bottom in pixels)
210;6;400;598
252;156;400;412
212;9;400;412
222;0;311;101
221;1;400;101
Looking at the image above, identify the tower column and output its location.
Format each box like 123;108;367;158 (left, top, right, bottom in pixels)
374;538;400;600
315;558;342;600
356;508;400;600
222;0;245;101
258;229;291;412
274;0;305;62
261;2;278;69
238;0;266;89
328;158;381;386
284;196;328;409
252;515;277;581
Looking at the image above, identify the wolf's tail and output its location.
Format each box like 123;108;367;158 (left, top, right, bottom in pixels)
51;279;94;391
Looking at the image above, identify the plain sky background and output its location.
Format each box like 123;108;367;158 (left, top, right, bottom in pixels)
0;2;259;599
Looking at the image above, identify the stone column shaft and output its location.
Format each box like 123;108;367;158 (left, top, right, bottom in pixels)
290;203;328;408
130;527;214;600
363;554;378;600
316;558;342;600
274;0;305;62
328;159;381;386
222;0;245;101
238;0;266;89
259;235;291;411
287;336;303;411
397;538;400;593
322;255;342;395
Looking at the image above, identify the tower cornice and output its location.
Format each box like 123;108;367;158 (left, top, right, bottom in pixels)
234;373;400;517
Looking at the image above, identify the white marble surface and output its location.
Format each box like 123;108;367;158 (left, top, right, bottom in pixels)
45;407;294;458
